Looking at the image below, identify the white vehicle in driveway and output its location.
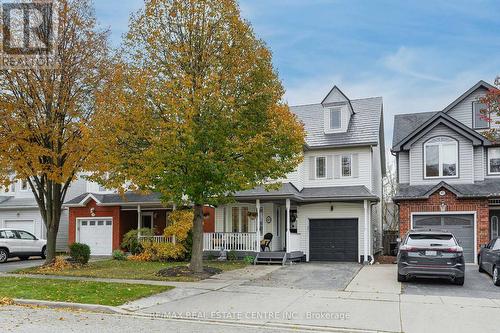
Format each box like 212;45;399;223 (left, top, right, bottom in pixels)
0;228;47;263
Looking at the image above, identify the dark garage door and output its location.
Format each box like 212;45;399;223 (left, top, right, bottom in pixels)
309;219;358;262
413;214;474;263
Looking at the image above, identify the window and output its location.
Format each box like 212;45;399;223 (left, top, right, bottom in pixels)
424;137;458;178
81;221;88;226
491;216;499;239
106;221;112;226
488;148;500;175
493;239;500;251
341;155;352;177
1;230;16;239
98;221;104;226
259;207;264;234
89;221;96;226
316;156;326;179
276;208;280;237
17;231;36;240
473;102;489;129
20;180;28;191
231;207;239;233
289;209;298;233
240;207;248;233
330;108;341;129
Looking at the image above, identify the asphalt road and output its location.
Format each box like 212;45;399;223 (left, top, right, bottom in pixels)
402;264;500;299
0;306;331;333
0;258;44;273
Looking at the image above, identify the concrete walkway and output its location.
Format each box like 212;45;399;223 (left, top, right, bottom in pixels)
345;264;401;294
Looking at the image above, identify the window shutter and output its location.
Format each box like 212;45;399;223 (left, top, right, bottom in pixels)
334;155;341;179
309;156;315;180
352;154;359;178
327;155;333;179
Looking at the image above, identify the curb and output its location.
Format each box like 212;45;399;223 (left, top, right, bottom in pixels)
13;298;133;315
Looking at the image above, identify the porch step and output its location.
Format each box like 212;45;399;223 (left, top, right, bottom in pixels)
254;251;304;265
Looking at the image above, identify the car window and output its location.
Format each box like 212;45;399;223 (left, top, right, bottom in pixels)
406;234;457;247
493;239;500;251
17;231;36;240
1;230;17;239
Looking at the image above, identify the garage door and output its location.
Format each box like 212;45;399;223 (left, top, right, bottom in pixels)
78;219;113;255
309;219;358;262
413;214;474;263
4;220;35;235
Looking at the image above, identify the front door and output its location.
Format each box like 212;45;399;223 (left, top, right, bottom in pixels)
141;213;154;231
490;211;500;239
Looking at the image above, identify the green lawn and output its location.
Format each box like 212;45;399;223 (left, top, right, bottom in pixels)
0;276;173;306
18;259;248;282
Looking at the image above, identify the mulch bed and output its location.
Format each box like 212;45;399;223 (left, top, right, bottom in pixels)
156;265;223;280
375;255;397;264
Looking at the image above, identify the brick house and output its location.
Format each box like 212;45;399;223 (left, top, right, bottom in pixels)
392;80;499;263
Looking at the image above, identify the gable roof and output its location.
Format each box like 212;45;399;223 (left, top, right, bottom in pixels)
394;180;500;201
321;86;354;114
0;196;38;209
65;191;164;207
291;96;383;149
442;80;496;113
392;111;491;152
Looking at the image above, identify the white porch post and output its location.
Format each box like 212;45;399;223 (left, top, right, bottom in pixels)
137;204;142;238
363;200;369;264
256;199;261;252
286;199;291;254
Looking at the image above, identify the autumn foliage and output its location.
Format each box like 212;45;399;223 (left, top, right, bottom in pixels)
480;77;500;142
98;0;305;272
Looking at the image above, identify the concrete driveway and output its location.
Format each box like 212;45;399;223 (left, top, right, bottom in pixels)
403;264;500;299
0;258;44;273
244;262;361;290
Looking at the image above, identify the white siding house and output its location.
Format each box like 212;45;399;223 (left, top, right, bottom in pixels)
208;86;386;263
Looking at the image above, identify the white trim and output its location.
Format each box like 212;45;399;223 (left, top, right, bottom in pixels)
19;180;30;192
423;137;459;179
410;211;477;264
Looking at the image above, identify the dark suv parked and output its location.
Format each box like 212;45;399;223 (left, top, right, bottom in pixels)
397;230;465;285
478;237;500;286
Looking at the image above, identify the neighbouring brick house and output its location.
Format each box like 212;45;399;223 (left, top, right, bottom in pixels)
392;80;500;263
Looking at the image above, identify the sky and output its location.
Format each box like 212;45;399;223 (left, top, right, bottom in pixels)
94;0;500;159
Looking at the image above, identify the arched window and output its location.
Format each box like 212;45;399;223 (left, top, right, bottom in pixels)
424;136;458;178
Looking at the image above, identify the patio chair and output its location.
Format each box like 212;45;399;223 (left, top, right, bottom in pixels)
260;233;273;252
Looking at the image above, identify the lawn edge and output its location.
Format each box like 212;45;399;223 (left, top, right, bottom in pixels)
13;298;134;315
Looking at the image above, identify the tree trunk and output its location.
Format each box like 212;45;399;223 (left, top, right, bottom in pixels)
189;204;204;273
35;181;62;266
45;222;58;264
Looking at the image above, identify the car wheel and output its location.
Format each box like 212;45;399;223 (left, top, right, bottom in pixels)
18;256;29;261
493;266;500;286
41;246;47;259
454;277;465;286
0;248;8;263
397;273;406;282
478;258;486;273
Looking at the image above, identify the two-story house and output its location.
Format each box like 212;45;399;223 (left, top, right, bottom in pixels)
205;85;386;263
392;80;499;264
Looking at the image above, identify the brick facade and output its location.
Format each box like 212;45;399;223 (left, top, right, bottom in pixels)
68;199;121;250
398;187;490;254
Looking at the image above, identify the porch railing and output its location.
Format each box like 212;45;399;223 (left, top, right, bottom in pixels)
138;235;175;244
203;232;258;252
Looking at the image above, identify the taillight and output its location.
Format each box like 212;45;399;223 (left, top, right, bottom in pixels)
442;247;463;253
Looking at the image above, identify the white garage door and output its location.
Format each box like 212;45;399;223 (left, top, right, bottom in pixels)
4;220;35;235
78;219;113;256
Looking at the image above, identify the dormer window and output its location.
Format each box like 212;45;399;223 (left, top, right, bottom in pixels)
424;136;458;179
329;108;341;130
473;101;489;129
